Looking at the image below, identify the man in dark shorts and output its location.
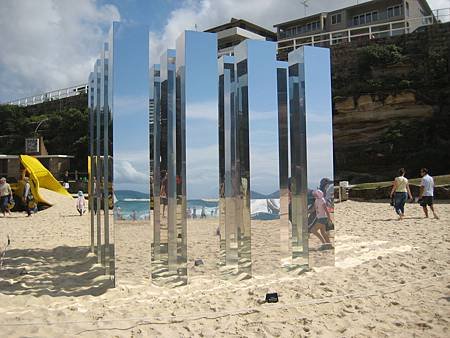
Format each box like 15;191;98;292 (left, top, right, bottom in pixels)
418;168;439;219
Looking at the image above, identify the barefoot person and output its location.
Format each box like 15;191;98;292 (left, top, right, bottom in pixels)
76;191;86;216
0;177;13;217
390;168;413;220
22;177;34;217
418;168;439;219
310;189;332;248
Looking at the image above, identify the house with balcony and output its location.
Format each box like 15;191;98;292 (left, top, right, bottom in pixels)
205;18;277;56
275;0;435;60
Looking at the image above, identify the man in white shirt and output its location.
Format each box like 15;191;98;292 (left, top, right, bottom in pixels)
418;168;439;219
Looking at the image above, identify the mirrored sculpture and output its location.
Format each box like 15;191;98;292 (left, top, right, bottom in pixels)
151;49;176;284
276;61;291;267
288;46;335;268
111;22;150;282
234;40;280;277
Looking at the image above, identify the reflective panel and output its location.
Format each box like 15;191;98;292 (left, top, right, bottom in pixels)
88;71;95;254
111;22;150;282
234;40;279;277
288;46;335;269
177;31;218;285
218;55;239;275
151;49;175;284
277;61;291;267
94;59;103;265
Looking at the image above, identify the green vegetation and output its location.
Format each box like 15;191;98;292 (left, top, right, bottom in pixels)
358;44;405;68
0;104;88;171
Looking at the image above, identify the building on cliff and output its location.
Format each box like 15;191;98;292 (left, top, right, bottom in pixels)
204;18;277;57
274;0;437;60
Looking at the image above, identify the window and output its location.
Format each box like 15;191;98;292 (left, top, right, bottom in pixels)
353;11;379;25
387;4;403;18
372;11;378;21
359;14;366;24
331;13;342;25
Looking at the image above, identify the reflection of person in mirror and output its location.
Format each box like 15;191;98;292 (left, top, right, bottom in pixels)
418;168;439;219
310;190;333;249
319;178;334;212
76;191;86;216
201;206;206;219
116;206;122;220
160;171;168;217
389;168;413;220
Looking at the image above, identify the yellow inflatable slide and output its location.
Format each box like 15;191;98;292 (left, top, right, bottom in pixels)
19;155;72;206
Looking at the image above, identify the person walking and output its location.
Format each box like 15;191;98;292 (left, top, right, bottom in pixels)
418;168;439;219
76;191;86;216
389;168;413;220
22;177;34;217
201;206;206;219
309;189;332;248
0;177;13;217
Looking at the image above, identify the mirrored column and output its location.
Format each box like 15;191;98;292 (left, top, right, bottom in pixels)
176;31;218;285
151;50;175;284
88;71;95;254
288;46;335;269
277;61;292;267
94;59;103;265
111;22;150;283
218;55;239;274
234;40;279;277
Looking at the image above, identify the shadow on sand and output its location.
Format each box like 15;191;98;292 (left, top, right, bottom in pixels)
0;246;113;297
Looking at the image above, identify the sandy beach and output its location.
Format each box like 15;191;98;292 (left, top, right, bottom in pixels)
0;189;448;337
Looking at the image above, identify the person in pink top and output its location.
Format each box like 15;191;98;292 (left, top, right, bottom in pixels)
310;189;332;248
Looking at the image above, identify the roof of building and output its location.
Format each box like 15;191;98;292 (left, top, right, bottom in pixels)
205;18;277;39
274;0;434;28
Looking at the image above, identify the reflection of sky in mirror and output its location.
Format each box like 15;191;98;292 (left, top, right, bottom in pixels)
181;31;218;199
304;46;334;189
245;40;279;195
112;22;149;193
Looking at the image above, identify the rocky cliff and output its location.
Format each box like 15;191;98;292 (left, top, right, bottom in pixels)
331;23;450;183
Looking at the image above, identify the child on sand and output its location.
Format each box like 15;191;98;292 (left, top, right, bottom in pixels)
310;189;333;249
76;191;86;216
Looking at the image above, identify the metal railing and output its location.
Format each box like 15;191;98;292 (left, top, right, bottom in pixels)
3;84;88;107
277;9;449;53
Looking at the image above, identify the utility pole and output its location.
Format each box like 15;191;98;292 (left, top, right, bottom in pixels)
300;0;310;17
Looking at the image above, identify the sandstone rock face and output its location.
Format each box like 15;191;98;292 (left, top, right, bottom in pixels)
333;90;437;182
334;97;355;111
384;91;416;105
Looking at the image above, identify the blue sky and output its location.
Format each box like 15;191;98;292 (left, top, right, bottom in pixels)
0;0;447;102
97;0;179;32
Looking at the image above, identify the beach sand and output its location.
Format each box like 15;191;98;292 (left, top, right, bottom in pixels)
0;189;448;337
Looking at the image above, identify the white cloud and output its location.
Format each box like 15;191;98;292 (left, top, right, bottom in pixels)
2;0;446;101
149;0;366;63
114;160;147;185
150;0;449;63
0;0;119;102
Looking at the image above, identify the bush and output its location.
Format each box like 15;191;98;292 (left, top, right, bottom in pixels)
358;44;405;71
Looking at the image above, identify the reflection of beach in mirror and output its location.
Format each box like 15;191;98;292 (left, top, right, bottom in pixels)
110;22;150;284
303;46;335;268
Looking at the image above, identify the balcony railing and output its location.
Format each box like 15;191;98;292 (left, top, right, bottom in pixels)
3;84;88;107
277;9;449;53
